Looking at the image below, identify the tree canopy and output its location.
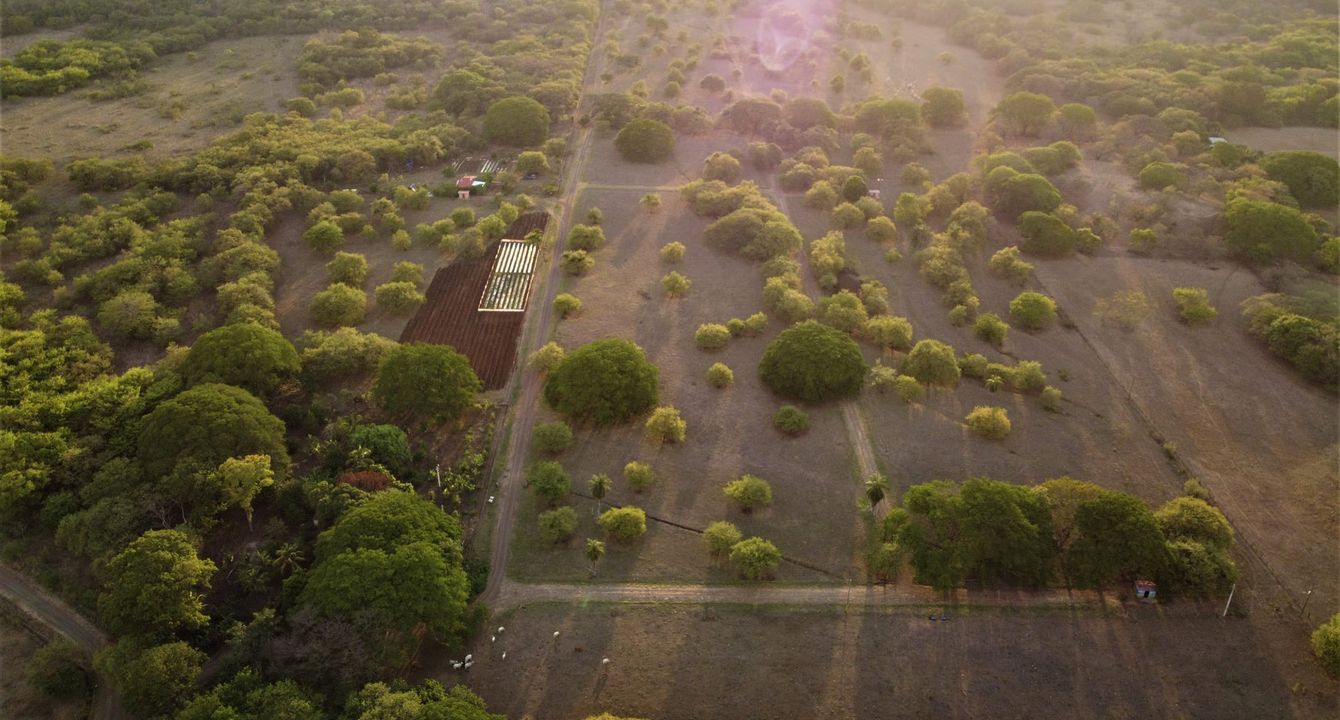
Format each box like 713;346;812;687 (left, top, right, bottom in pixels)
543;338;659;424
373;343;480;421
758;321;865;402
615;118;675;163
137;383;289;481
98;529;216;639
482;96;551;146
180;322;300;396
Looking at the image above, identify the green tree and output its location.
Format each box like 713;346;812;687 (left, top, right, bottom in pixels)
97;640;204;718
965;406;1011;440
1018;211;1076;256
1262;151;1338;208
97;290;158;340
589;473;612;517
902;339;961;386
138;383;289;480
528;461;571;506
995;91;1056;136
543;339;659;424
567;223;606;251
758;321;865;402
326;251;369;286
1154;497;1234;550
864;315;914;351
1138;161;1185;190
206;455;274;529
515;150;551;175
1068;491;1167;588
350;424;412;474
533;421;574;454
313;491;462;563
1173;287;1217;324
303;220;344;254
703;520;742;560
615;118;675;163
623;461;655;492
26;639;89;699
703;151;742;182
772;405;809;435
706;362;734;388
1009;291;1058;331
921;86;967;127
959;478;1054;586
584;538;606;576
373;343;480;421
98;529;216;639
554;293;583;318
644;406;687;444
723;474;773;512
311;283;367;327
483;96;551;146
730;537;781;580
181;322;300;396
894;481;967;590
374;281;426;314
973;313;1008;347
599;506;647;542
538;506;578;544
1224;198;1320;263
1312;613;1340;676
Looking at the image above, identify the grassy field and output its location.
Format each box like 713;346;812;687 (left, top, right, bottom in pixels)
456;601;1335;720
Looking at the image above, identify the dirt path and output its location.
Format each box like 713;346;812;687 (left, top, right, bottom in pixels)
0;564;125;720
495;578;1108;612
478;3;610;608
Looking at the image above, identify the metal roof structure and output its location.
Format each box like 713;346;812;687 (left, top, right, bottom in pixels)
478;240;538;312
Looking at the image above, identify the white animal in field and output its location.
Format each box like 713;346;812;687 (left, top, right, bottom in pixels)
498;626;505;633
553;631;560;639
501;652;507;660
465;654;473;662
451;661;463;669
491;635;496;643
602;658;610;665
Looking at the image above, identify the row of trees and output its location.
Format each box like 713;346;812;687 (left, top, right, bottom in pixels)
878;477;1238;597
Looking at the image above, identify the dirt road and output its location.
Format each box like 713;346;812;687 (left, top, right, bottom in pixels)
0;564;124;720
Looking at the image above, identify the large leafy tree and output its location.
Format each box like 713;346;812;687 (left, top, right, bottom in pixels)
1068;491;1168;588
97;529;216;639
180;322;300;396
96;640;204;718
730;537;781;580
893;481;966;590
1224;198;1320;264
345;680;505;720
758;321;865;402
482;96;551;146
1262;151;1339;208
995;91;1056;136
958;478;1054;587
313;491;462;563
373;343;480;421
614;118;675;163
137;383;289;480
543;339;659;424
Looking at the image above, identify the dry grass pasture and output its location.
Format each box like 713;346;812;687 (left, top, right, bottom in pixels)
459;602;1337;720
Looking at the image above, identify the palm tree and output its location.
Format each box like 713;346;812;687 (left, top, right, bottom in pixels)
270;543;305;577
865;473;890;506
584;538;606;577
589;473;612;519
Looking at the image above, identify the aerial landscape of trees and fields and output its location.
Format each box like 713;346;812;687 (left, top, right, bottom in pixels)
0;0;1337;717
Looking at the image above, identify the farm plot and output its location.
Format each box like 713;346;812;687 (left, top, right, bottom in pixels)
508;187;863;583
1035;255;1340;615
460;602;1335;720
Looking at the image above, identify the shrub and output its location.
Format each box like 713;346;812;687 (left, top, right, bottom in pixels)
973;312;1008;347
703;152;742;182
1040;386;1063;412
1094;290;1151;330
660;241;685;263
528;461;571;506
723;475;773;511
623;461;655;492
528;341;565;373
894;374;924;403
863;315;914;351
374;281;426;314
311;284;367;327
543;339;659;424
772;405;809;436
1009;291;1057;331
303;220;344;254
707;362;734;388
804;181;838;210
758;321;865;402
1138;161;1185;190
538;507;578;544
1011;360;1047;392
703;521;742;559
730;537;782;580
902;339;961;386
1018;211;1075;256
644;406;687;444
567;223;605;250
695;323;731;350
615;119;675;163
560;250;594;275
921;86;966;127
1262;151;1338;208
533;421;574;454
599;506;647;541
867;216;898;243
551;293;583;319
832;202;865;229
326;251;369;286
817;290;869;333
1313;614;1340;676
26;640;89;699
965;406;1011;440
988;246;1033;283
662;271;691;297
1173;287;1217;324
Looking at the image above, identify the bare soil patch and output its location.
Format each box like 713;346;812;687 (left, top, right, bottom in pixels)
459;602;1335;720
1224;127;1340;159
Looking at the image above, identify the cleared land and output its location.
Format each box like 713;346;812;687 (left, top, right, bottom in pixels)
458;602;1336;720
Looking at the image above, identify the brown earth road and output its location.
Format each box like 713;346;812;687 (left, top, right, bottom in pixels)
495;579;1109;612
0;563;125;720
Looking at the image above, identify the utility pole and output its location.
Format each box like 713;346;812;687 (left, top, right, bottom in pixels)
1221;582;1236;618
1300;589;1313;618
